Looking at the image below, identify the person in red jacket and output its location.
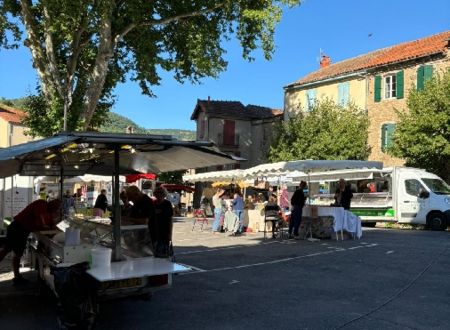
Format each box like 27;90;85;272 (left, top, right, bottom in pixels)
0;199;62;285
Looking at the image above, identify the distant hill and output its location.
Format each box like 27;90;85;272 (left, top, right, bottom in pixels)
101;112;196;141
0;97;196;141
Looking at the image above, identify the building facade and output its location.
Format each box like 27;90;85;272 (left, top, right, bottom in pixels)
284;31;450;166
0;103;32;147
190;98;283;170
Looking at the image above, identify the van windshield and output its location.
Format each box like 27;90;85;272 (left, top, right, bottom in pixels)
422;178;450;195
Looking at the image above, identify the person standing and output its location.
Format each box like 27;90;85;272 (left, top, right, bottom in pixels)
289;181;307;239
336;178;353;210
212;188;225;233
232;189;245;234
93;189;108;217
149;187;174;258
62;189;76;218
279;184;290;212
0;199;62;284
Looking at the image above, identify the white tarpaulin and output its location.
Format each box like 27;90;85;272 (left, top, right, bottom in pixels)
243;160;383;178
34;174;126;184
183;169;245;183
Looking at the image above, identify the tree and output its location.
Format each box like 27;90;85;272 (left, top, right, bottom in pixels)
268;99;370;162
0;0;301;136
390;69;450;182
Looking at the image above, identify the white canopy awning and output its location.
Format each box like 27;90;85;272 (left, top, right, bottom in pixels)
34;174;126;185
242;160;383;179
183;169;245;183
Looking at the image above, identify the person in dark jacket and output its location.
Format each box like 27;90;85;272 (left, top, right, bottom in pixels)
289;181;307;239
335;178;353;210
93;189;108;217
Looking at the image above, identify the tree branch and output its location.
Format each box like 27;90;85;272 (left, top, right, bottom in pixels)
82;4;114;128
42;5;64;99
19;0;54;100
114;1;229;45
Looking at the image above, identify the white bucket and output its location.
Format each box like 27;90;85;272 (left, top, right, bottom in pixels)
90;247;112;268
64;228;80;246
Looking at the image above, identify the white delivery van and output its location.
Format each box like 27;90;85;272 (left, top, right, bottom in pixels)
292;167;450;231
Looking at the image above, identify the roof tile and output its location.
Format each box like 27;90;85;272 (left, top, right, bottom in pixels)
0;104;27;124
287;30;450;88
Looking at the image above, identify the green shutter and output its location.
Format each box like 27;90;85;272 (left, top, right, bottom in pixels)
396;70;404;99
424;65;433;81
381;125;386;151
374;75;381;102
417;66;425;90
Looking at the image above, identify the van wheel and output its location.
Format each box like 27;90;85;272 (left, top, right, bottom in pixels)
427;212;447;231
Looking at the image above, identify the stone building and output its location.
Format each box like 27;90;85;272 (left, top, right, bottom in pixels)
190;97;283;170
284;31;450;166
0;103;32;147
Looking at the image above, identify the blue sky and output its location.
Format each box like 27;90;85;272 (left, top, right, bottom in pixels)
0;0;449;130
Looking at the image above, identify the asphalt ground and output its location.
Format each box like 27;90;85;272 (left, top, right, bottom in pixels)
0;218;449;329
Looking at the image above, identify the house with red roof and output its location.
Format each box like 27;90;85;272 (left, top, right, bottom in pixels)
284;31;450;166
190;97;283;169
0;103;32;147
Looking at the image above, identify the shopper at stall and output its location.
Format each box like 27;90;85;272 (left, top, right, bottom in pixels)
62;189;76;218
232;189;245;234
0;199;62;285
335;178;353;210
93;189;108;217
264;193;282;239
149;186;174;257
289;181;307;239
279;184;290;212
212;188;225;233
123;186;154;225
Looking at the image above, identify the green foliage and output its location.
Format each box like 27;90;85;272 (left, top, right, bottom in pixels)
0;0;301;135
268;99;370;162
390;69;450;182
100;112;196;140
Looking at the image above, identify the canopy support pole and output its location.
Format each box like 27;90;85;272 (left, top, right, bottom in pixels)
113;146;122;261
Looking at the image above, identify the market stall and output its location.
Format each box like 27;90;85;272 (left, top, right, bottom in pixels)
0;132;236;324
184;160;382;235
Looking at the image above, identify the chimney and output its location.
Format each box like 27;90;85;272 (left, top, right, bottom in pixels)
320;54;331;68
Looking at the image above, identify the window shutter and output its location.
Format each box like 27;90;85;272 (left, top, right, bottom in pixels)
424;65;433;81
381;124;386;151
374;76;381;102
343;82;349;105
396;70;404;99
338;83;343;105
417;66;425;90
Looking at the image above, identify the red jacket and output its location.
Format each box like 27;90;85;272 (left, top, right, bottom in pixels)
14;199;55;232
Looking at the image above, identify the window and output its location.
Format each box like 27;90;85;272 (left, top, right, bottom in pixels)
404;179;425;197
374;70;403;102
381;123;395;152
422;178;450;195
337;82;349;106
384;74;397;99
305;89;316;111
223;120;235;146
199;118;206;139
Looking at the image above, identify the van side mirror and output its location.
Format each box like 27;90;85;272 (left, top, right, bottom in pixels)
418;190;430;199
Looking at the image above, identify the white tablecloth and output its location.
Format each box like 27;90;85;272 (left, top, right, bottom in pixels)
303;206;362;238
